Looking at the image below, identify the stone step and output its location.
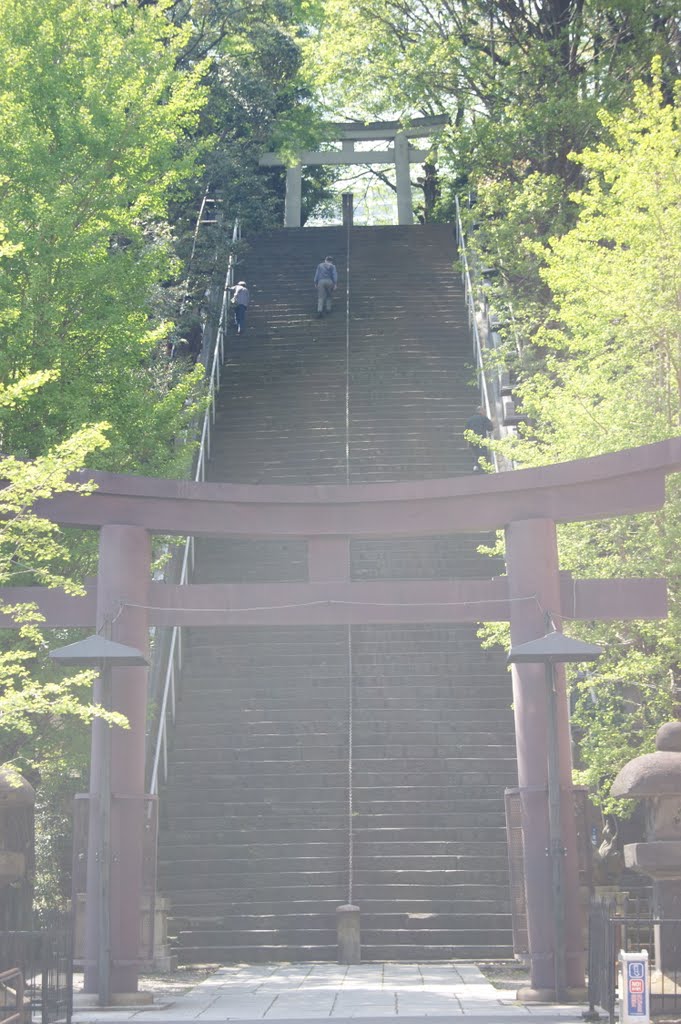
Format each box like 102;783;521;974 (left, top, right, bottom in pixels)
161;848;510;873
169;910;512;931
171;923;510;948
161;811;508;832
172;942;513;964
166;895;512;918
161;800;508;823
161;867;511;889
158;824;508;845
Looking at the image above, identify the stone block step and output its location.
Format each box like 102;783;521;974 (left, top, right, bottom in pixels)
174;944;337;964
360;944;514;961
173;943;513;965
159;872;346;888
166;913;512;937
159;842;347;863
171;923;510;948
161;824;508;845
166;896;512;922
161;800;508;824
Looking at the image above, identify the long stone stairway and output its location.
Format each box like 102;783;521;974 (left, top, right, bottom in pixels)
158;224;518;962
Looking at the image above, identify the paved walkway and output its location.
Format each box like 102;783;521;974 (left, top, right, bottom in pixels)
72;964;597;1023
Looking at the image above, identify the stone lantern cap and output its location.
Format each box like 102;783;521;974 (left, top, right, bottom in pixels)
611;722;681;798
0;766;35;808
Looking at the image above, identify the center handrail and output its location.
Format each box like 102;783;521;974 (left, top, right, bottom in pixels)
148;219;240;798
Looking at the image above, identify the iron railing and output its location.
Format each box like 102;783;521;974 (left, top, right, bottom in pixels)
0;912;73;1024
587;896;681;1022
454;196;523;467
454;195;499;467
147;219;241;799
0;968;24;1024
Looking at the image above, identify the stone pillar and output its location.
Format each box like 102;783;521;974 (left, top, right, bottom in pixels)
342;193;354;228
505;518;585;998
337;904;361;964
284;164;303;227
84;525;150;998
394;132;413;225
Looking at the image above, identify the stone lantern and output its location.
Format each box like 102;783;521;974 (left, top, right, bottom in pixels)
611;721;681;973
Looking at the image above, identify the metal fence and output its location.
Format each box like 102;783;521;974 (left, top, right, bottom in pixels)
504;786;593;958
587;896;681;1022
0;911;73;1024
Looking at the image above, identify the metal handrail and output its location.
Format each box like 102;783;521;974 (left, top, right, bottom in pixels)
454;195;522;473
148;218;241;798
454;197;500;468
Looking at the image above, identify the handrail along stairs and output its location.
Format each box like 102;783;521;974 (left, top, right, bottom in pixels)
148;218;241;799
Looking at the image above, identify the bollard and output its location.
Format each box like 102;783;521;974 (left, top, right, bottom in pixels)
342;194;354;228
336;904;360;964
619;950;649;1023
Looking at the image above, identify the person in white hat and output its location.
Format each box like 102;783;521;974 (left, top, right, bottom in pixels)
230;280;250;334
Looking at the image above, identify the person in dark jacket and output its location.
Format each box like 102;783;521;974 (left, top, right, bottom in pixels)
314;256;337;317
464;406;494;472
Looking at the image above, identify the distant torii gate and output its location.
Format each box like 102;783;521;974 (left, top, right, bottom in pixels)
2;438;681;1000
259;115;449;226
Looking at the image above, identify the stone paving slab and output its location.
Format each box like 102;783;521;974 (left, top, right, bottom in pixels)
71;964;595;1023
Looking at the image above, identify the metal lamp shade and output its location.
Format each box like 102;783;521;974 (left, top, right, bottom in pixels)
508;630;602;665
49;634;148;667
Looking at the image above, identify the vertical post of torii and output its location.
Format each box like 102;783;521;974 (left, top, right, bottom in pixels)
505;518;586;999
89;525;151;999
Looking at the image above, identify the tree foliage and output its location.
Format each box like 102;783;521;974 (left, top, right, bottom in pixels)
0;376;126;767
0;0;208;473
490;73;681;810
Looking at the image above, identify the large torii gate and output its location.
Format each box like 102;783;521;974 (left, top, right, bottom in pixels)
259;115;449;226
2;438;680;1000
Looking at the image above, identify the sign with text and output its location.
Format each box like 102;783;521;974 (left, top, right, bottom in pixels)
620;950;649;1024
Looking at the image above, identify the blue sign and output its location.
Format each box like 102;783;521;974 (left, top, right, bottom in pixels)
626;959;647;1017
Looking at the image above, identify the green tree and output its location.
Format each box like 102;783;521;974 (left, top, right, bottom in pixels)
0;0;207;473
0;373;122;766
493;72;681;810
303;0;680;279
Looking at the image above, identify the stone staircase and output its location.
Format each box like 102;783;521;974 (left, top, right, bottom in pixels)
158;224;517;962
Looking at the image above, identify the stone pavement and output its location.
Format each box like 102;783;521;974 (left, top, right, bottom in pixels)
71;964;597;1023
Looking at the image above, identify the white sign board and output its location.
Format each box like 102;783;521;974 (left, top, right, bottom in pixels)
620;950;649;1024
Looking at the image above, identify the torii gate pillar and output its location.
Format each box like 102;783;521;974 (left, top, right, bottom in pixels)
84;525;150;998
284;164;303;228
506;518;585;998
394;132;414;224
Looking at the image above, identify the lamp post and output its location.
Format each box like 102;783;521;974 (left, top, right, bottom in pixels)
507;630;602;1000
50;635;148;1007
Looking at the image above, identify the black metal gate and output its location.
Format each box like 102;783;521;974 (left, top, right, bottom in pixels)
0;911;73;1024
587;897;681;1023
